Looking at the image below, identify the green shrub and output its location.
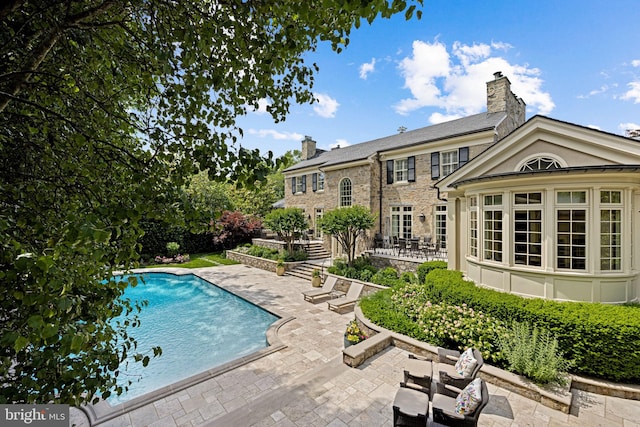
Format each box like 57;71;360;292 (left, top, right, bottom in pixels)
371;267;399;286
416;260;448;284
400;271;417;284
498;322;573;385
358;269;374;282
285;249;308;262
166;241;180;256
424;269;640;383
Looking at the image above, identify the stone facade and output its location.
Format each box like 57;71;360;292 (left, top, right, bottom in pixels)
284;73;526;259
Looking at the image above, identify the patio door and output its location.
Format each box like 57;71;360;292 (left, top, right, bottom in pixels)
391;206;413;239
435;205;447;248
314;208;323;239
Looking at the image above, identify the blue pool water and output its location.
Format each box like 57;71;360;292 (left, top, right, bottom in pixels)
107;272;278;404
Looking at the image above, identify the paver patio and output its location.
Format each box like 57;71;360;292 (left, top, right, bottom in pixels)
70;264;640;427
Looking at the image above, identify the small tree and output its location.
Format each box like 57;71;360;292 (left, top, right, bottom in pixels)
211;210;262;249
264;208;308;257
318;205;375;266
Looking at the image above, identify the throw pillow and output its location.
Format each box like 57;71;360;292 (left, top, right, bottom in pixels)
454;348;477;377
455;378;482;414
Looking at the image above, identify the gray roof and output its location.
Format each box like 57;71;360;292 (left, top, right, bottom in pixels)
284;111;506;172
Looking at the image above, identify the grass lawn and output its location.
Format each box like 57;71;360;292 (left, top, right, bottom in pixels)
146;252;238;269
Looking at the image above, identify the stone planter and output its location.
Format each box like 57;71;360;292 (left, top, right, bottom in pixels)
276;266;285;276
312;276;322;287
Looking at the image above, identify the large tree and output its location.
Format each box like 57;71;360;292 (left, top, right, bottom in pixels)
0;0;422;404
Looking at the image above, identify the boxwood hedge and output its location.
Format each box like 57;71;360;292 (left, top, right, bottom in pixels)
423;269;640;383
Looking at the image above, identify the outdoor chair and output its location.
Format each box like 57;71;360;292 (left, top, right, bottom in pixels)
392;382;430;426
327;281;364;312
402;354;433;396
431;378;489;427
302;276;343;303
437;348;484;390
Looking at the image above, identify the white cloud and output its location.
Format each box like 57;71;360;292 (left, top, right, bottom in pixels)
329;138;351;150
429;112;463;124
248;129;304;141
250;98;270;115
394;39;555;121
619;122;640;133
620;81;640;103
313;93;340;118
359;58;376;79
631;59;640;67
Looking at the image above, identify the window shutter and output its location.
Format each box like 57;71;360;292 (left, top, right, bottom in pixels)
459;147;469;167
408;156;416;182
302;175;306;193
386;160;394;184
312;173;317;192
291;177;296;194
431;152;440;179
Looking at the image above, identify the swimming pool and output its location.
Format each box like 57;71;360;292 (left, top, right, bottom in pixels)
107;272;279;404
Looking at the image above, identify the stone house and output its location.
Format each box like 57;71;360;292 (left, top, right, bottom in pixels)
283;72;525;256
283;72;640;303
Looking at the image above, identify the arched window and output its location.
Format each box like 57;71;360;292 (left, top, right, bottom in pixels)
339;178;352;207
519;156;563;171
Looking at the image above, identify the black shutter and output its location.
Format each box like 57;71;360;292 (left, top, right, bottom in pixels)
312;173;317;192
408;156;416;182
459;147;469;168
386;160;394;184
291;177;296;194
302;175;306;193
431;152;440;179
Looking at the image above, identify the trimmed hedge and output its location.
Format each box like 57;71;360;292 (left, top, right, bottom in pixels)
424;269;640;383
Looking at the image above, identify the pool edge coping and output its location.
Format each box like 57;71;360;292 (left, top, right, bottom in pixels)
82;268;294;426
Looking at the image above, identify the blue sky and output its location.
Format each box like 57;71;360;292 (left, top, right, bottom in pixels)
236;1;640;158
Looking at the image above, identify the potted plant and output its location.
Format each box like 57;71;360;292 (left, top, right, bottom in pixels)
276;259;285;276
344;319;367;348
311;269;322;287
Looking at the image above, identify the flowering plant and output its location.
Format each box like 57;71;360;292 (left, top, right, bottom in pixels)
345;319;367;344
154;254;190;264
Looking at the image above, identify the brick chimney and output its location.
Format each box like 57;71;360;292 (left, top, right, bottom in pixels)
487;72;526;140
301;135;316;160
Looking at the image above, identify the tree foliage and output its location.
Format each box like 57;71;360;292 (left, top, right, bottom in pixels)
318;205;375;265
0;0;422;404
263;208;308;257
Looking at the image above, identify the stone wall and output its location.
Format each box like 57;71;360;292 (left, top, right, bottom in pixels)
226;250;302;273
368;253;426;275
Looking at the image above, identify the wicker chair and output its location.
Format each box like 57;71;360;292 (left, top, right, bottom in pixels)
432;379;489;427
437;348;483;390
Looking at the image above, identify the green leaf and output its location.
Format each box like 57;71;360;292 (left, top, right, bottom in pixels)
14;336;29;353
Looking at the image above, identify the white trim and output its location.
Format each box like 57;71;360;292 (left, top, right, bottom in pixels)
515;153;568;171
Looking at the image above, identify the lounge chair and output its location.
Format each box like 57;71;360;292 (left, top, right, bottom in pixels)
302;276;343;303
437;347;484;389
327;281;364;312
431;378;489;427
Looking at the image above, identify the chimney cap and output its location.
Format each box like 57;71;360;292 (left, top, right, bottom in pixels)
493;71;503;79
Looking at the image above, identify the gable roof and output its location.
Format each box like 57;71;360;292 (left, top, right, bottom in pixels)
436;115;640;191
284;111;507;173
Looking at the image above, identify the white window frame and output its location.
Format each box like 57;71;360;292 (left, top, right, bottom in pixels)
391;206;413;239
339;178;352;207
483;194;503;263
469;197;478;258
441;150;459;176
317;172;325;191
556;190;587;270
394;158;408;182
599;190;622;271
513;192;543;267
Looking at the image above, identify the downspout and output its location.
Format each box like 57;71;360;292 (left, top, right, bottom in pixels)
432;184;448;202
378;153;383;233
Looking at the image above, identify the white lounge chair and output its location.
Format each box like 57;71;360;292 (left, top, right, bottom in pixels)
328;281;364;312
302;276;343;303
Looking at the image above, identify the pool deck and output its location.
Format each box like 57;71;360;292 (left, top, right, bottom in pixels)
72;264;640;427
